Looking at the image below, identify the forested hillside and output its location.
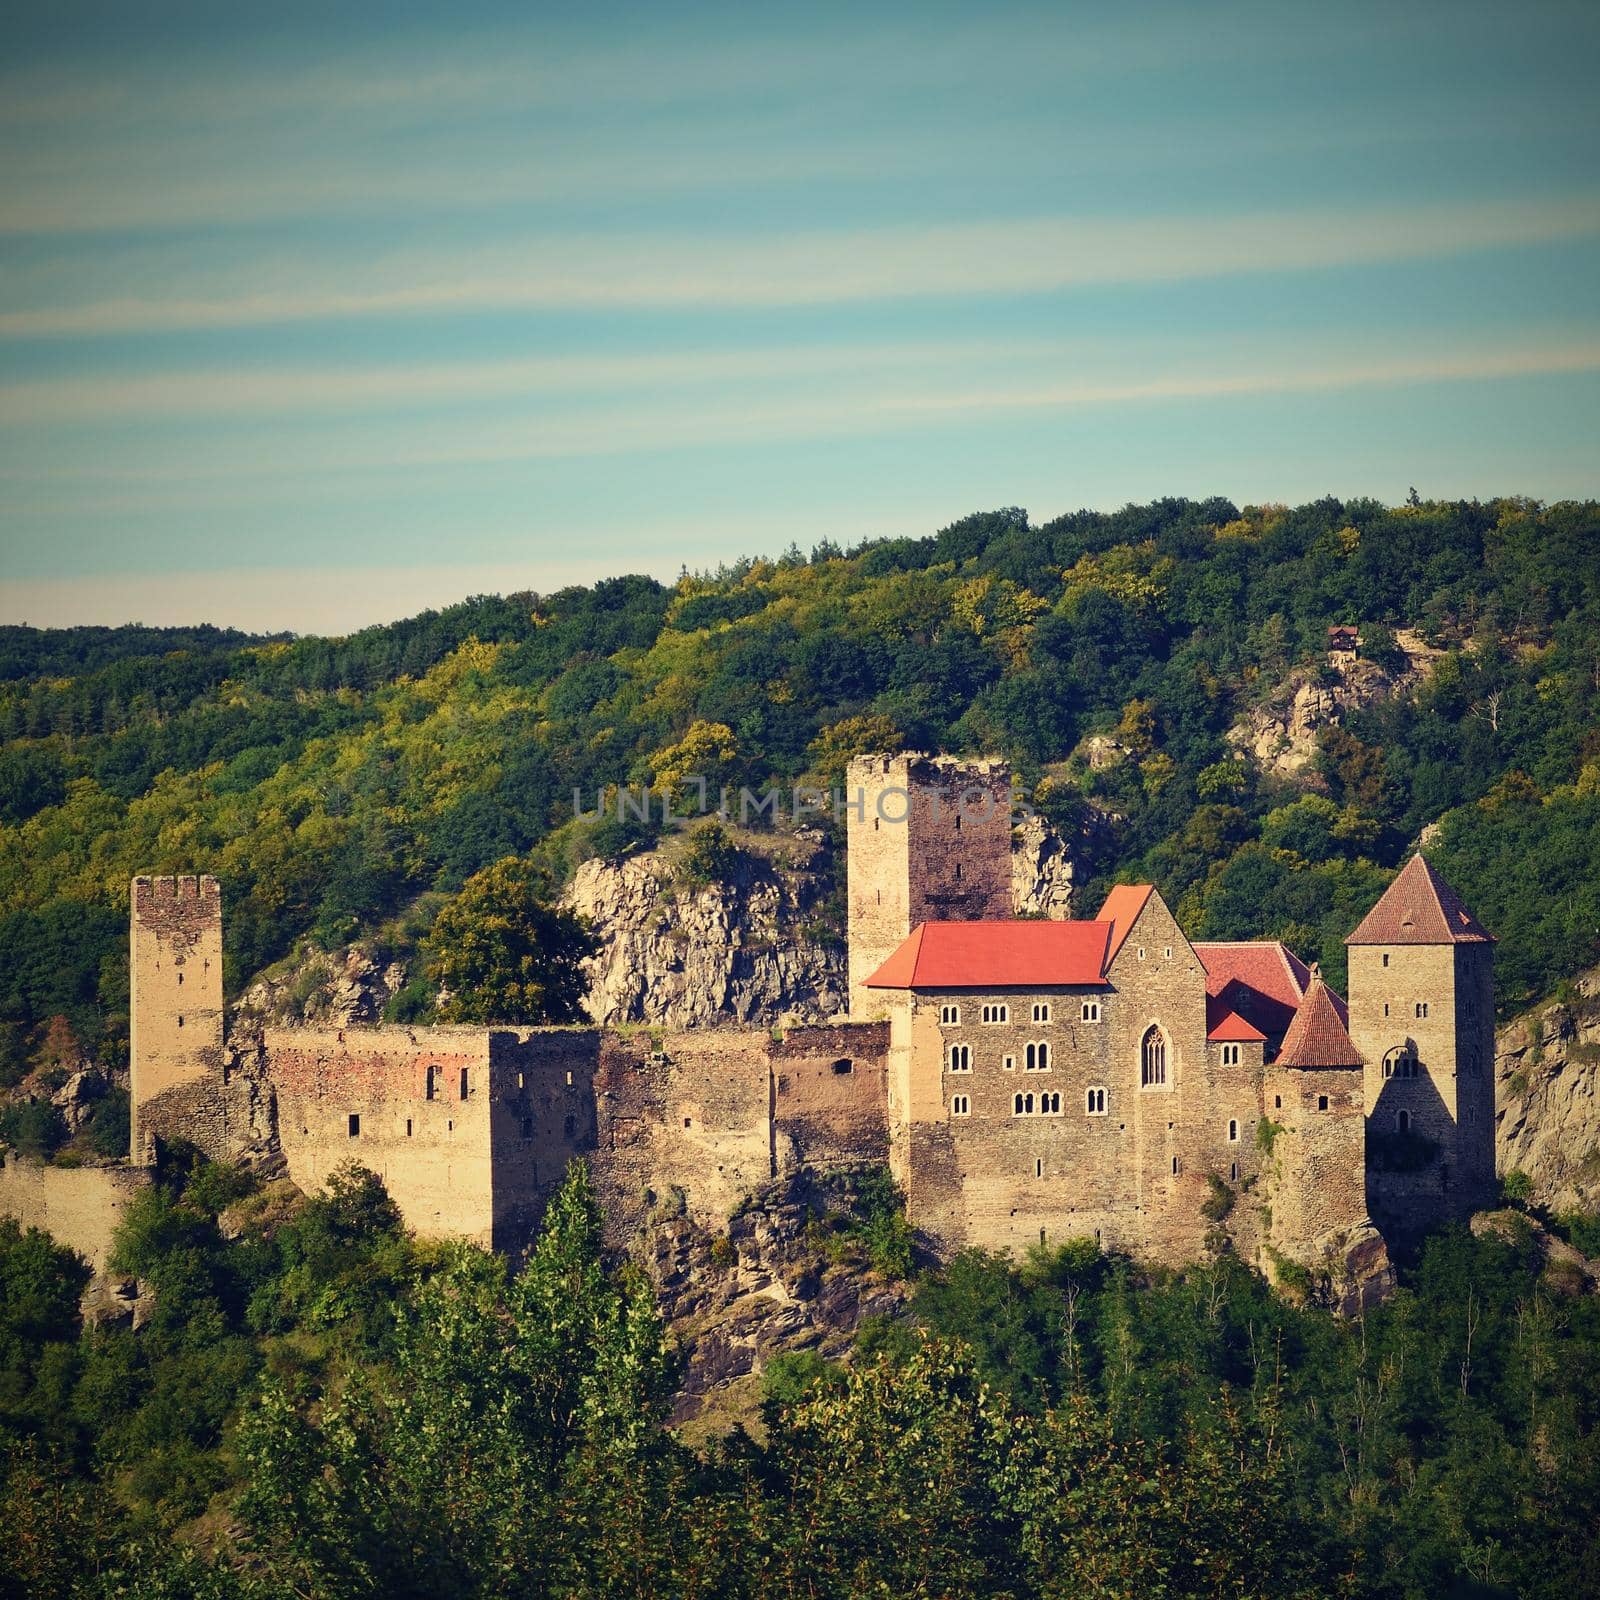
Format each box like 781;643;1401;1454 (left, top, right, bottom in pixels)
3;495;1599;1078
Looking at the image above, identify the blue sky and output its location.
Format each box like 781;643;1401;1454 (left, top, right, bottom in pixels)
2;0;1597;633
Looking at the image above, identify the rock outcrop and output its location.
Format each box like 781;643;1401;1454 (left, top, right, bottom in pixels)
564;830;848;1028
1496;966;1600;1211
1227;631;1437;781
629;1168;911;1432
231;946;410;1034
1012;813;1075;919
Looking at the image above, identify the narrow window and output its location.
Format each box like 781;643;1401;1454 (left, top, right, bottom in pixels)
1013;1092;1025;1116
684;1117;692;1128
954;862;962;881
459;1067;470;1100
1171;1155;1179;1175
1221;1043;1240;1066
1086;1086;1107;1115
1382;952;1390;967
1137;947;1146;961
1141;1026;1167;1088
517;1071;525;1090
1044;1091;1060;1113
1228;1119;1239;1142
177;970;184;986
1397;1108;1412;1133
951;1094;970;1116
566;1069;574;1086
1318;1094;1329;1111
1384;1003;1390;1017
522;1117;533;1139
348;1113;360;1138
1164;946;1173;960
1024;1092;1035;1114
1002;1054;1015;1071
941;1003;961;1025
426;1065;438;1101
948;1043;971;1072
1081;1000;1100;1022
1032;1002;1051;1024
1274;1094;1281;1109
406;1118;413;1137
1415;1001;1428;1019
954;813;962;831
177;1015;184;1028
1035;1158;1043;1178
1230;1161;1238;1181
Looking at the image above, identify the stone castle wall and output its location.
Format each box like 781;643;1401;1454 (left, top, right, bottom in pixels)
0;1157;154;1275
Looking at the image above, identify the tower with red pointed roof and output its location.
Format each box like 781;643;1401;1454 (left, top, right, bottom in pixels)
1346;853;1497;1239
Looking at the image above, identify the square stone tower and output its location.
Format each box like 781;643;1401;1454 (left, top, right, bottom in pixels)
845;754;1013;1017
1345;854;1496;1241
130;874;225;1159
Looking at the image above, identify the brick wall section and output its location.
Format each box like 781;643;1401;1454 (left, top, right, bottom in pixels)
0;1157;154;1275
269;1026;501;1248
130;875;228;1159
846;755;1013;1017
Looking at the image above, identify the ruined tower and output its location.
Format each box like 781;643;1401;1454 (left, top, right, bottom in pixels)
1345;854;1496;1241
846;754;1014;1016
129;875;225;1160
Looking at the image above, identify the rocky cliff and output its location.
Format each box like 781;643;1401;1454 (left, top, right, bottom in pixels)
1226;629;1439;781
1496;965;1600;1211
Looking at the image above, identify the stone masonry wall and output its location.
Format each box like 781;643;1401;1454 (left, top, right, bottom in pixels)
0;1157;154;1275
1263;1064;1367;1269
268;1027;501;1248
130;875;228;1159
1349;943;1483;1240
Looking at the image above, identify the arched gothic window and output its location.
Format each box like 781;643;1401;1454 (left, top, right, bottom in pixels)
1141;1026;1167;1088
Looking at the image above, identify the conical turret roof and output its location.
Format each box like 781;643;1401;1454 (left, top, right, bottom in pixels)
1274;969;1363;1069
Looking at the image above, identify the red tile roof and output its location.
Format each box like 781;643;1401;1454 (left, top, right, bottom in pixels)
1206;1001;1268;1043
1096;884;1154;965
1345;853;1495;946
1274;972;1364;1069
1194;941;1311;1048
865;920;1112;989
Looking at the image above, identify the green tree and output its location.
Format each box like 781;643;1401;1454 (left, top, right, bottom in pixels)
426;857;596;1024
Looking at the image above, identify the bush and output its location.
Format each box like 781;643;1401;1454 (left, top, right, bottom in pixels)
83;1088;130;1159
1501;1169;1534;1205
1201;1173;1235;1222
0;1100;66;1159
676;821;740;889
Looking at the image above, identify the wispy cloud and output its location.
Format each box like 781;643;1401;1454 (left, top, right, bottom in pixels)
5;195;1597;337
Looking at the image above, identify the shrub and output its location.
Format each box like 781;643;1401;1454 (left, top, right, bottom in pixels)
1201;1173;1235;1223
677;821;740;889
83;1087;130;1158
0;1101;66;1159
1502;1169;1534;1206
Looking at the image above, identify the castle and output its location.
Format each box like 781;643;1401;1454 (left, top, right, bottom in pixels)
110;753;1496;1299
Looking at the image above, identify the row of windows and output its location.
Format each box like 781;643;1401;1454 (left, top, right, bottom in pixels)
1381;1001;1433;1019
948;1025;1177;1082
349;1111;581;1139
947;1041;1055;1071
939;1001;1100;1026
949;1090;1242;1144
